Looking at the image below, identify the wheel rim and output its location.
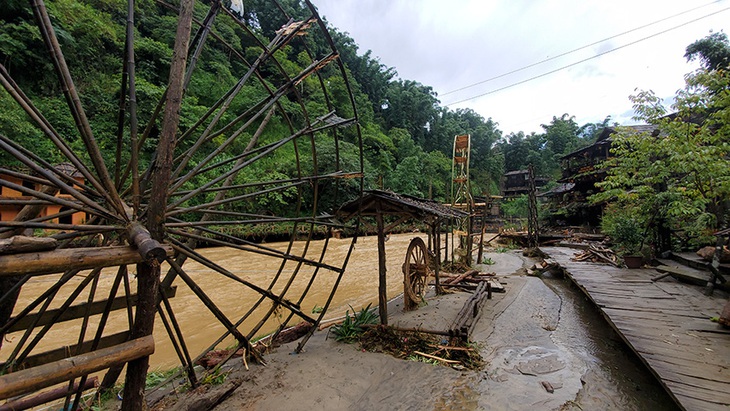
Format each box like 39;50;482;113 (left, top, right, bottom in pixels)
404;237;429;310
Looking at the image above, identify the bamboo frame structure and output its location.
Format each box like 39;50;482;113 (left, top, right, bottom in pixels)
0;0;363;408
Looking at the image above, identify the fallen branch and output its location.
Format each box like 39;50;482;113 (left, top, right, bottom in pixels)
413;350;460;364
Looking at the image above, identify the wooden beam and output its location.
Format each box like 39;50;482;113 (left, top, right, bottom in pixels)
0;245;173;277
376;201;388;325
0;377;98;411
0;331;131;370
6;287;176;333
0;335;154;400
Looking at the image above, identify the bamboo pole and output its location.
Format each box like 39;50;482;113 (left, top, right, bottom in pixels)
0;377;98;411
30;0;127;218
0;336;153;400
122;0;195;408
0;245;173;277
376;201;388;325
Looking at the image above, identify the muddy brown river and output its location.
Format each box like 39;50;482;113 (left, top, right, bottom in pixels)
3;233;427;370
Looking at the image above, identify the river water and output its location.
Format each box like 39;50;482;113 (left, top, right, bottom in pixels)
3;233;427;370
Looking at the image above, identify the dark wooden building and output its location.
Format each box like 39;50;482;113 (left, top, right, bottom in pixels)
543;125;658;226
501;169;549;198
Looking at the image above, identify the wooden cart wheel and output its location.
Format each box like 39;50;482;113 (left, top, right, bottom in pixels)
0;1;362;407
403;237;430;311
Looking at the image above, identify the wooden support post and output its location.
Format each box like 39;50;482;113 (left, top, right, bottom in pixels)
376;202;388;325
122;0;194;408
0;336;153;400
433;222;444;295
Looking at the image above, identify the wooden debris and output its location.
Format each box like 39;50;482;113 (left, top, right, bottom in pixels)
449;281;491;341
571;244;620;267
413;350;460;364
541;380;555;393
435;270;504;293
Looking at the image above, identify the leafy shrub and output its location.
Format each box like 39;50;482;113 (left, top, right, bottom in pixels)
331;303;378;343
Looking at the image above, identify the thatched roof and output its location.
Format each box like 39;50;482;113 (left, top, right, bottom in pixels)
336;190;468;222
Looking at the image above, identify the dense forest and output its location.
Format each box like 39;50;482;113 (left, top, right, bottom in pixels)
0;0;612;208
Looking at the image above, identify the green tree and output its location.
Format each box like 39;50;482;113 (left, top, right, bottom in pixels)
685;31;730;70
591;68;730;248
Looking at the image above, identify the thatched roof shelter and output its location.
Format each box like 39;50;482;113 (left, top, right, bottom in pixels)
337;190;467;324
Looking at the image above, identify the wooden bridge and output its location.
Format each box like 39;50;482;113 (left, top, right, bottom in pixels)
543;247;730;411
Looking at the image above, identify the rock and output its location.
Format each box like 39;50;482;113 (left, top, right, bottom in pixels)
696;246;730;262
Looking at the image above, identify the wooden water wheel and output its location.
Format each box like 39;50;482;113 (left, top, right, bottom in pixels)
0;0;362;409
403;237;431;311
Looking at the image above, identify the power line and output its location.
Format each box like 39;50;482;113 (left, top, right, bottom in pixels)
441;0;723;97
443;5;730;107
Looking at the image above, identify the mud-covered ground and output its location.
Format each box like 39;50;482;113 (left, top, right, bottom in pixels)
151;248;678;411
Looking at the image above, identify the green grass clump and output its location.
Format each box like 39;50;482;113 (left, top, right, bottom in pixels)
331;303;378;343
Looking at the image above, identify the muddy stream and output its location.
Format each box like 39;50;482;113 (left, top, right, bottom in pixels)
4;234;678;409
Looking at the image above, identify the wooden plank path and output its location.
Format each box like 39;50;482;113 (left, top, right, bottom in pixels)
542;247;730;411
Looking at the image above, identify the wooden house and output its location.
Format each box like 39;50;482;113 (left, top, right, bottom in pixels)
501;169;549;198
0;163;86;227
543;125;658;226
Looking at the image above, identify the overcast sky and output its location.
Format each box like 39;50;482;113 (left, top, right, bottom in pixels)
313;0;730;136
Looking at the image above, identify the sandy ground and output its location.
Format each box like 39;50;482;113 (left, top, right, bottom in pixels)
150;249;674;411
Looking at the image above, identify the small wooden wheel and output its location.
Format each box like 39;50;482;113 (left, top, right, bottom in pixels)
403;237;430;310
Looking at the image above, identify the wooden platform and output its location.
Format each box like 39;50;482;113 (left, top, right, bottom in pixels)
543;247;730;411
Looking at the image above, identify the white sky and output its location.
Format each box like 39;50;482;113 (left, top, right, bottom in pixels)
313;0;730;135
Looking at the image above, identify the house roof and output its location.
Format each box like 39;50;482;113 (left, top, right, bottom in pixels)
336;190;468;222
560;124;658;160
539;182;575;197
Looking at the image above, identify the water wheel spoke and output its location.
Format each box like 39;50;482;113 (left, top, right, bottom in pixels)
1;0;362;405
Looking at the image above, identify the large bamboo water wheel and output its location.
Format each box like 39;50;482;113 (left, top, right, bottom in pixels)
0;0;362;409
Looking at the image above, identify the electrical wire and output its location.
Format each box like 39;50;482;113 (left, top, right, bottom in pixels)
443;3;729;106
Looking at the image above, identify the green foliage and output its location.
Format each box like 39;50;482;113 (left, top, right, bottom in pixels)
201;367;229;385
331;303;379;343
591;67;730;248
685;31;730;70
501;195;528;218
481;257;495;265
145;368;180;389
600;205;645;255
493;246;514;253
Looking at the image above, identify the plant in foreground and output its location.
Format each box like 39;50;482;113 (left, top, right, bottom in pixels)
331;303;378;343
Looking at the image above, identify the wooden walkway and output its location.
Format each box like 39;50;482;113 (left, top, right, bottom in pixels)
542;247;730;411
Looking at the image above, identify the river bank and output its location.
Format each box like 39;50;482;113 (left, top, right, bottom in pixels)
150;246;677;411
